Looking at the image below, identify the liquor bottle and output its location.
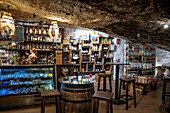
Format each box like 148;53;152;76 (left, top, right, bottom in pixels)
26;27;29;34
39;27;42;35
46;28;49;35
29;43;32;50
36;43;39;49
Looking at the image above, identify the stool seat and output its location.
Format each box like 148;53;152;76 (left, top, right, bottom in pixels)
120;78;135;82
91;91;113;113
41;89;61;113
41;89;60;97
92;91;113;100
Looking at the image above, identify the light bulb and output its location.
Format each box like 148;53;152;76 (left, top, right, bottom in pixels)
164;24;168;29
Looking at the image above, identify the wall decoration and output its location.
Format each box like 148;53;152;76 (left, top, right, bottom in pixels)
49;21;59;40
0;12;15;37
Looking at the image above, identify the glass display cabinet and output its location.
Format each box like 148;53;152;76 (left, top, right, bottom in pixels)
0;64;56;108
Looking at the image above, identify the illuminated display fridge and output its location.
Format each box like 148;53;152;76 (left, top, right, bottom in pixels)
0;65;56;108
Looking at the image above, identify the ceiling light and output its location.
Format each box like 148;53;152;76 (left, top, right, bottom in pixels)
163;24;168;29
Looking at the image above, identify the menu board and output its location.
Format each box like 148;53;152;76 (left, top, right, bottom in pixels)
13;26;24;42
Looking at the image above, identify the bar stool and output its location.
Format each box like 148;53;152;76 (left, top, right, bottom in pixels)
162;76;170;104
117;78;136;110
98;74;112;92
41;89;61;113
91;91;113;113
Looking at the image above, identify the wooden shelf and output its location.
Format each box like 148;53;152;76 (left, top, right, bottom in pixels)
20;49;53;52
95;64;103;65
0;38;12;40
0;48;18;50
82;46;91;48
81;61;94;63
82;54;90;56
24;40;53;43
92;50;100;52
126;67;155;70
92;43;100;45
24;33;49;36
63;50;70;52
71;50;80;52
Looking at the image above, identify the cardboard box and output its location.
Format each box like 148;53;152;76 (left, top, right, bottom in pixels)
63;39;70;45
55;51;62;64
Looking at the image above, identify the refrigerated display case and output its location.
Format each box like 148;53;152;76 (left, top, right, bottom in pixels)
0;64;56;108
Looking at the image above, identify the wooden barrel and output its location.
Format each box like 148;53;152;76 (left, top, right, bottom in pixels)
60;83;94;113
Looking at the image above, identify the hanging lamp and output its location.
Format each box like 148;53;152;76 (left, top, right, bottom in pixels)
0;5;15;38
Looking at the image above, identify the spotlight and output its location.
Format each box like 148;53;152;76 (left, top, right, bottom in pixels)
163;24;168;29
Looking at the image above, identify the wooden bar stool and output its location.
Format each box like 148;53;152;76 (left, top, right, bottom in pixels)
98;74;112;92
117;78;136;110
162;76;170;104
41;89;61;113
91;91;113;113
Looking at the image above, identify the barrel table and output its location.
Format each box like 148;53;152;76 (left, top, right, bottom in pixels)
59;76;96;113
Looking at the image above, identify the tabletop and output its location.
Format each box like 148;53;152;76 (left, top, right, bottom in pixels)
58;75;96;85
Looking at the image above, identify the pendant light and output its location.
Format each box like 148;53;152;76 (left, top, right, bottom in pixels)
0;5;15;37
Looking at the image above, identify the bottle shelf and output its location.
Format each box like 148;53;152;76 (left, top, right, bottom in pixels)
0;48;19;50
24;40;53;43
20;49;53;52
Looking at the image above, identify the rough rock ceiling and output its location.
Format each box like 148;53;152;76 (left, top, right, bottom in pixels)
0;0;170;50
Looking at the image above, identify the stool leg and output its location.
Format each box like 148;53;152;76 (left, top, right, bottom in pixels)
103;77;106;92
126;82;129;110
91;99;95;113
106;101;109;113
133;81;136;108
41;97;45;113
56;97;61;113
117;80;122;106
109;76;112;92
162;79;166;104
110;98;113;113
96;100;99;113
98;76;101;91
169;99;170;113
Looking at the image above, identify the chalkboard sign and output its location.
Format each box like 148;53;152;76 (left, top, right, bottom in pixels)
13;26;24;42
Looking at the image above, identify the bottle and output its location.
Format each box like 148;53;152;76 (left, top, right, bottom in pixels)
29;43;32;50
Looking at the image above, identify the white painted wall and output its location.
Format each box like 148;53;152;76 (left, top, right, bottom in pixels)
113;38;126;80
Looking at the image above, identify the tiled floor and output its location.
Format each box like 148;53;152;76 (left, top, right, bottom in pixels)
0;80;169;113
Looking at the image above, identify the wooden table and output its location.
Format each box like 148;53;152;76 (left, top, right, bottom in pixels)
111;63;129;104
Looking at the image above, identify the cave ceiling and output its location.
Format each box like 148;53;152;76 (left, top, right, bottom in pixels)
0;0;170;50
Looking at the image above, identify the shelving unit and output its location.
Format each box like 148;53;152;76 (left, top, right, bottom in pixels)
13;21;56;64
124;42;157;94
59;37;114;73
